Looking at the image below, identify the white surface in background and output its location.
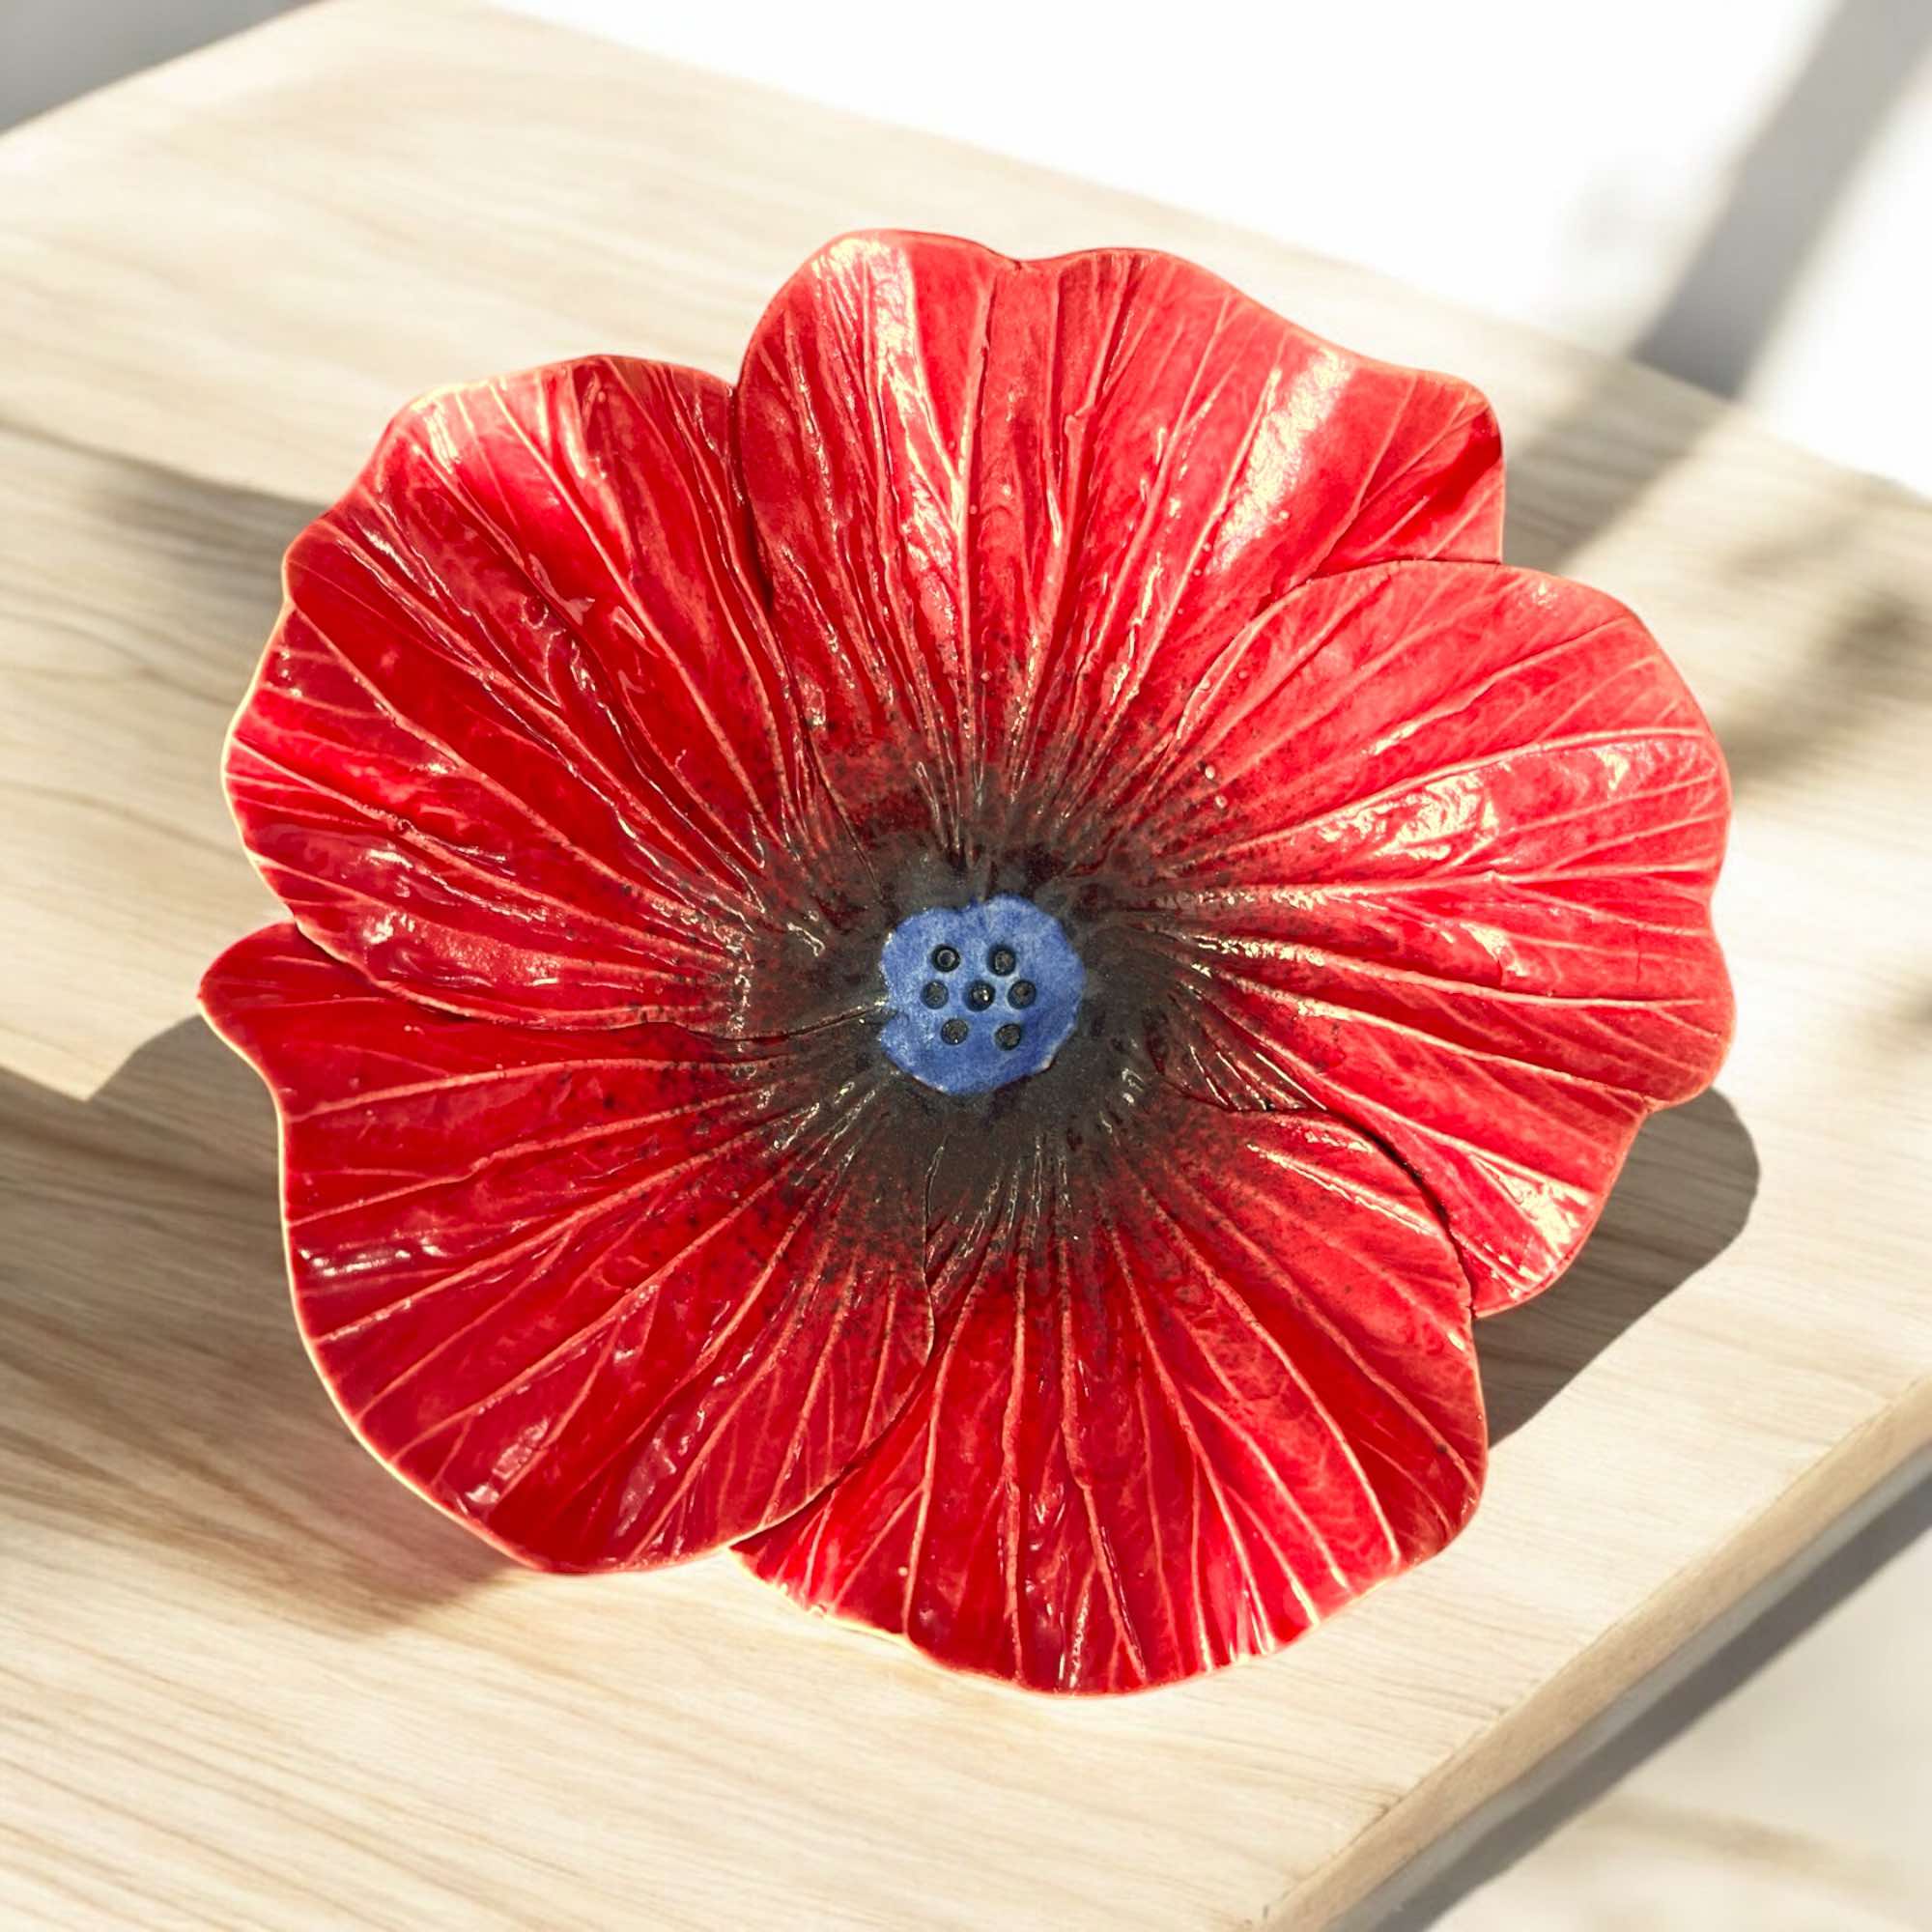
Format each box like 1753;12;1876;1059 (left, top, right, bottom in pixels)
1436;1525;1932;1929
1749;51;1932;494
506;0;1931;493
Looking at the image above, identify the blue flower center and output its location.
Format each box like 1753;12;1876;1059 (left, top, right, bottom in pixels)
878;895;1085;1096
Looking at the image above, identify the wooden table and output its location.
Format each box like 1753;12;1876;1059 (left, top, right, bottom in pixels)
3;3;1928;1924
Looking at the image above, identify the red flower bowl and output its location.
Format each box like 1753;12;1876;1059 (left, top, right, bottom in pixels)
201;232;1733;1693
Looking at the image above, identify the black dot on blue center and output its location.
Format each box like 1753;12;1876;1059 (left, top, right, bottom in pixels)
920;980;949;1009
988;945;1017;975
965;980;995;1009
930;945;960;973
940;1017;969;1045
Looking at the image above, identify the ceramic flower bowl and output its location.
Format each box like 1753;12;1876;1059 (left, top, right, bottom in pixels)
201;232;1733;1694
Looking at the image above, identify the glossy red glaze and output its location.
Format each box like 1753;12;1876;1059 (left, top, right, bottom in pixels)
742;1087;1484;1693
1132;559;1733;1308
204;926;932;1570
202;231;1732;1692
226;360;815;1031
735;236;1503;856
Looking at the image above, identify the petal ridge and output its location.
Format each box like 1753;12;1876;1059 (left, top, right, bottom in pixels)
741;1089;1484;1693
733;231;1504;862
1127;558;1734;1311
201;923;938;1570
228;357;828;1032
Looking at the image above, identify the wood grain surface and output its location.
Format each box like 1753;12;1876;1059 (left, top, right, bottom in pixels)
2;3;1928;1926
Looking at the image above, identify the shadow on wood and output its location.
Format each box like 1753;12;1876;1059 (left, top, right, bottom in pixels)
1479;1090;1760;1442
0;1015;508;1628
1713;572;1928;794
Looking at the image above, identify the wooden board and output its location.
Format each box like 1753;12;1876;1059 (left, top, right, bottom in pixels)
2;3;1927;1924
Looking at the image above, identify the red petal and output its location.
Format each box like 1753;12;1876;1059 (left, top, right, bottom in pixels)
734;231;1501;855
1126;560;1734;1312
741;1093;1483;1693
201;924;934;1569
227;358;821;1029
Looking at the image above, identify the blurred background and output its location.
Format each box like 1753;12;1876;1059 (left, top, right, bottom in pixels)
5;0;1928;498
3;2;1926;1926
